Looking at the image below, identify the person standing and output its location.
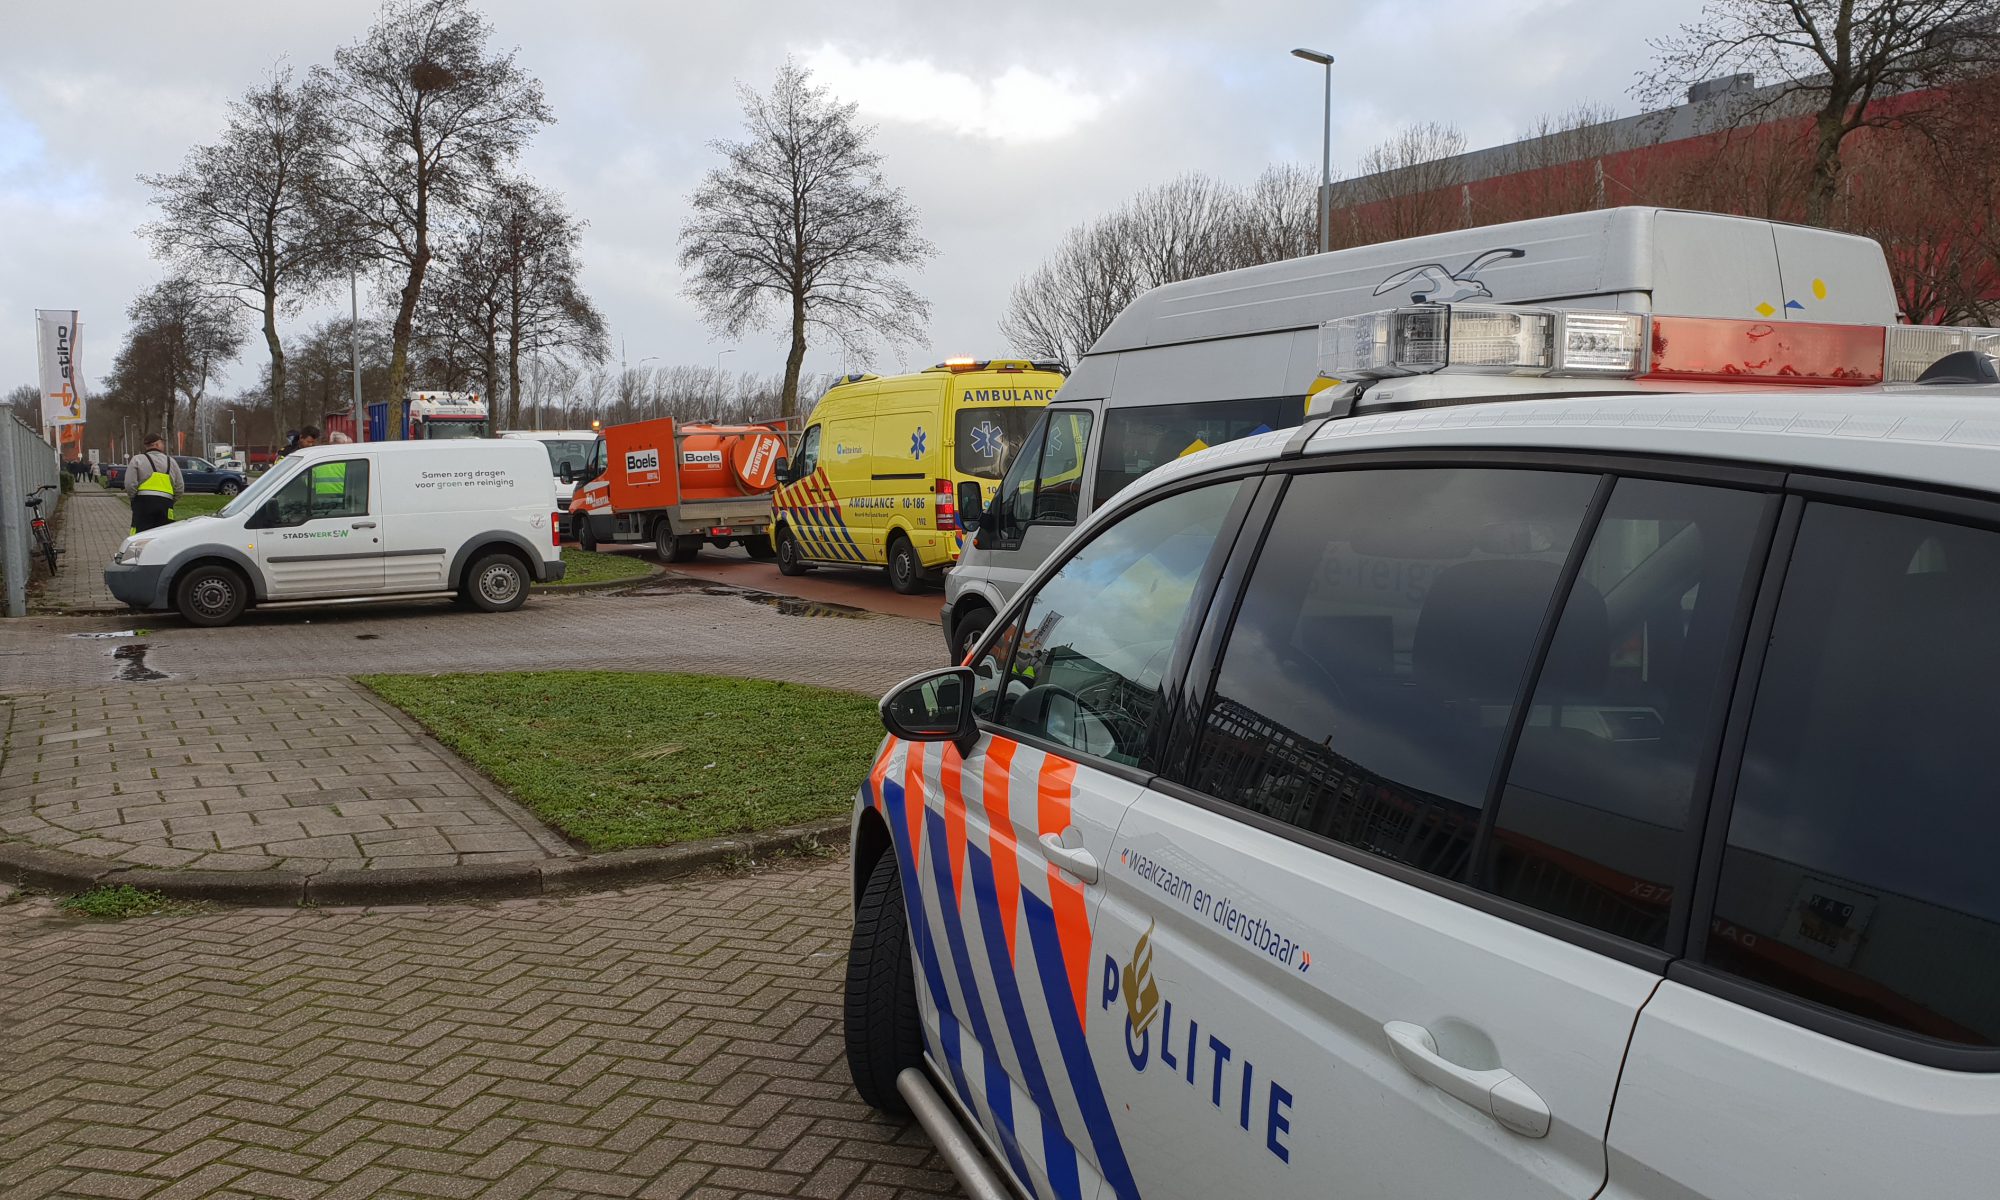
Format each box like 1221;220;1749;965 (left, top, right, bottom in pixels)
123;435;184;534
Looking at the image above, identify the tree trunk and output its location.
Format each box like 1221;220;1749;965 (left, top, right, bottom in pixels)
1806;111;1847;227
482;328;500;429
780;288;808;424
263;294;286;448
386;248;428;439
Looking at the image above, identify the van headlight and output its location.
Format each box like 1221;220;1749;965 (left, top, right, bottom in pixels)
114;538;153;565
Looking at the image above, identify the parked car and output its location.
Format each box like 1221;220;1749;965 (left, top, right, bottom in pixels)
105;439;563;626
847;286;2000;1195
173;456;249;495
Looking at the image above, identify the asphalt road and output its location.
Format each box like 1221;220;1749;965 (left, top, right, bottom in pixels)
0;574;949;697
604;544;946;626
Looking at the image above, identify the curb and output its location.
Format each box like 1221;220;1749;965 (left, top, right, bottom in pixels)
532;561;665;594
0;817;847;908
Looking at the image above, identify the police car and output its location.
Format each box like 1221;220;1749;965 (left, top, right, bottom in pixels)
843;246;2000;1197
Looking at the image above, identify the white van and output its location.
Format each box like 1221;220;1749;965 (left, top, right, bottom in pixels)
941;206;1899;660
500;429;599;536
105;439;564;627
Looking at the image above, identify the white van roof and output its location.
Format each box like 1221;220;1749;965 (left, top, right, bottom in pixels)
286;439;540;461
1064;208;1899;408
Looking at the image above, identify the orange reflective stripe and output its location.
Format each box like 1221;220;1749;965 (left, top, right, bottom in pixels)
941;745;969;910
983;738;1022;964
1037;756;1092;1028
901;742;928;875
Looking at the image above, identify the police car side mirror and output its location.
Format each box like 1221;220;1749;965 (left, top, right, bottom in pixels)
880;667;979;755
955;481;984;531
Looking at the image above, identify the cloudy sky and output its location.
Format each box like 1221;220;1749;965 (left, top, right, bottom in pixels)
0;0;1710;404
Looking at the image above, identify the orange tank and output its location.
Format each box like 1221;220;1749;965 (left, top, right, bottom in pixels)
587;418;787;513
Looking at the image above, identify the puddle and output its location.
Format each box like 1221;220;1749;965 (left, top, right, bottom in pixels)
113;643;167;682
355;633;381;640
620;575;867;619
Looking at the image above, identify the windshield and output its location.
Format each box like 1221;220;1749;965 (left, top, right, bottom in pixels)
426;419;489;440
954;406;1044;480
218;459;300;518
538;439;595;475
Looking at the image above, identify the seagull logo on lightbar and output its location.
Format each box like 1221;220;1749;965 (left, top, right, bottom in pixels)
1374;247;1526;304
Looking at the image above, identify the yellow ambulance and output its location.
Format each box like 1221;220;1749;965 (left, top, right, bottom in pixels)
772;358;1063;592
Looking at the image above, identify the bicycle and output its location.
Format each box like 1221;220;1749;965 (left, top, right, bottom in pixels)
24;483;59;575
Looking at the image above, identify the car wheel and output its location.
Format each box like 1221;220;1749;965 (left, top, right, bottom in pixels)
776;526;812;576
887;536;926;595
844;851;923;1116
742;534;776;561
575;514;597;552
174;564;248;628
465;552;529;613
951;607;993;664
218;479;241;496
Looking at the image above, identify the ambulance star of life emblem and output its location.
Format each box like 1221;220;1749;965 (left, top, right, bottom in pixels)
910;428;927;458
969;420;1004;458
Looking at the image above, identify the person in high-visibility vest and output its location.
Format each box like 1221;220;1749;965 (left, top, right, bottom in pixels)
312;460;348;510
122;434;184;535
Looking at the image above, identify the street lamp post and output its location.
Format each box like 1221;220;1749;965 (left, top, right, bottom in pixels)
1291;47;1335;254
714;348;735;414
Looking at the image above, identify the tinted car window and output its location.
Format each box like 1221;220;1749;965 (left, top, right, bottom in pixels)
1093;397;1297;510
1190;467;1596;880
1707;504;2000;1046
995;480;1242;767
1485;480;1769;947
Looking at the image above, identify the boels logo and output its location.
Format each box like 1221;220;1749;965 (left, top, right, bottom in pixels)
625;447;662;486
1103;919;1296;1165
682;449;722;466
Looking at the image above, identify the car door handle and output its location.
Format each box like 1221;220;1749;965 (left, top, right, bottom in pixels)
1383;1021;1550;1138
351;521;377;529
1037;831;1100;884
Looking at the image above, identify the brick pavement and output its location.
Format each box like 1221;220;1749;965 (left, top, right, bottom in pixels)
0;858;963;1199
31;481;129;614
0;678;573;874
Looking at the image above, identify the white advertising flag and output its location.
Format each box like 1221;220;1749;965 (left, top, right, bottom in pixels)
35;309;87;426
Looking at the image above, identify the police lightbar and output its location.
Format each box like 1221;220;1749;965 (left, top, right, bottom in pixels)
1319;305;1648;380
1319;303;2000;389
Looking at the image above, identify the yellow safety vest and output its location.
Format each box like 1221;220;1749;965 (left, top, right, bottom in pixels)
136;453;175;499
313;461;347;500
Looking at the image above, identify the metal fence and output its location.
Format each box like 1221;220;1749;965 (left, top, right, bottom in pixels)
0;414;61;617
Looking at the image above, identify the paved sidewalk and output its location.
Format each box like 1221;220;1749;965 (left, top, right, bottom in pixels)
0;857;962;1200
1;677;573;875
31;481;128;614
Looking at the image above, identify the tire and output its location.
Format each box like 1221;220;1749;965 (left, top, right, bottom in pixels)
950;606;993;664
174;564;248;627
887;536;926;595
844;851;924;1116
218;479;241;496
36;528;57;575
669;535;702;563
575;513;598;552
742;534;776;561
464;552;529;613
776;525;812;576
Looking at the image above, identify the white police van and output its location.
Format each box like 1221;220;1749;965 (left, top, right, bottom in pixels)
848;216;2000;1198
105;439;563;626
941;207;1901;662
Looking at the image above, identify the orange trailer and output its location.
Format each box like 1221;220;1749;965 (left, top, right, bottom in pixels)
567;417;788;561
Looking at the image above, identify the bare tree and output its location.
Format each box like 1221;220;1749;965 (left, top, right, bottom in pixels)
139;67;348;436
1639;1;1999;225
4;383;39;430
1343;122;1470;241
116;278;245;439
1494;103;1627;219
317;0;551;438
488;181;607;427
1000;166;1321;364
679;59;935;422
